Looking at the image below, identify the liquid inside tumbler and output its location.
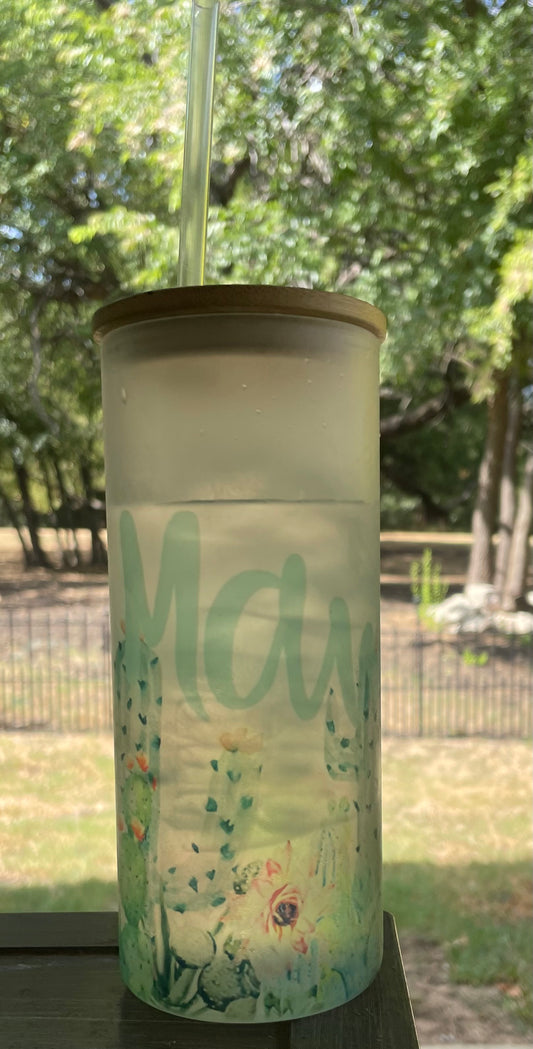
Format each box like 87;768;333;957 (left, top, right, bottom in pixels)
94;285;386;1023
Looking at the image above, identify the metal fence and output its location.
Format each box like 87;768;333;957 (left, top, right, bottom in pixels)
382;623;532;738
0;607;112;733
0;607;531;738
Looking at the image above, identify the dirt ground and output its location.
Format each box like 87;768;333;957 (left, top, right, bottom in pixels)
0;528;531;1044
0;527;475;619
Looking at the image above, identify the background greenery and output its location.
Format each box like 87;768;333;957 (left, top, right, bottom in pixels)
1;0;532;569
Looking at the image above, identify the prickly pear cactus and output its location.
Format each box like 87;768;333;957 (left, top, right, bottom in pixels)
321;623;382;987
114;633;163;1000
111;618;381;1022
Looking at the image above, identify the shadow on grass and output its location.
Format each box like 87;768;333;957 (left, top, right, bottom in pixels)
0;878;118;913
384;858;533;1026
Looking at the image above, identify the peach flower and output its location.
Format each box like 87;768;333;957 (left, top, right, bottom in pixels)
219;727;263;754
223;842;327;975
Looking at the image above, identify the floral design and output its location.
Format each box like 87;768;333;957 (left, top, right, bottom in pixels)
219;727;263;754
225;842;321;962
114;660;380;1022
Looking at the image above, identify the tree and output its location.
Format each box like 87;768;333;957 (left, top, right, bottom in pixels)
1;0;531;595
0;0;123;563
465;150;533;604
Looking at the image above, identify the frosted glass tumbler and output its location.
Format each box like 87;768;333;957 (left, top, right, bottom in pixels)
94;285;386;1023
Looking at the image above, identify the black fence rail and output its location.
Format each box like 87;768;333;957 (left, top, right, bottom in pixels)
0;607;112;733
382;623;533;738
0;607;531;738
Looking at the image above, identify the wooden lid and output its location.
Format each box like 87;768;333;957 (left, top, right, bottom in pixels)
93;285;386;342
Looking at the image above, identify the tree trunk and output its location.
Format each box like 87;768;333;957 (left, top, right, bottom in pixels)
501;450;533;611
493;374;522;599
466;373;508;586
52;454;81;568
0;482;33;567
12;459;51;568
80;459;108;568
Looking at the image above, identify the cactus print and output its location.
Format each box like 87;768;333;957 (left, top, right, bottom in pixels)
110;508;381;1022
113;627;381;1022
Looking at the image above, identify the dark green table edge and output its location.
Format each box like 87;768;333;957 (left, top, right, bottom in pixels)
0;910;420;1048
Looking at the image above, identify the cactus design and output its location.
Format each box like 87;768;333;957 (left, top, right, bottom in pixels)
114;633;163;999
111;507;381;1021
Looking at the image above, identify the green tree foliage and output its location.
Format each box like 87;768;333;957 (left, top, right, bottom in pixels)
0;0;531;578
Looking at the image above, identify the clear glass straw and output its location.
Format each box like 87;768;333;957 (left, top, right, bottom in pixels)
177;0;220;287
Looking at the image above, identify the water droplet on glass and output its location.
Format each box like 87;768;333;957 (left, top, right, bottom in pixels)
307;379;312;384
199;428;205;436
120;388;127;404
322;421;327;429
255;408;262;414
241;383;248;389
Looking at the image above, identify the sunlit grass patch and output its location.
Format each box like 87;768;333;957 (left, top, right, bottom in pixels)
0;733;116;900
382;738;533;1027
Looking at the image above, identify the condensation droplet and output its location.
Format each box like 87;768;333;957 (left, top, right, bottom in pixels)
322;421;327;429
199;428;205;436
307;379;312;384
120;387;127;404
241;383;248;389
255;408;262;414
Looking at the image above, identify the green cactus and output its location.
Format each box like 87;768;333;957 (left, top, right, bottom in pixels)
114;631;164;996
164;731;264;920
324;688;361;781
166;915;216;969
119;832;148;925
198;955;260;1011
123;774;153;832
323;624;378;785
119;921;155;998
201;736;263;889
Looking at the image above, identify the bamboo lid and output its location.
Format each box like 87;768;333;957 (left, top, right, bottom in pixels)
93;285;386;342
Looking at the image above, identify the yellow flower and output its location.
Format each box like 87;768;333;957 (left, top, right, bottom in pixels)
219;727;263;754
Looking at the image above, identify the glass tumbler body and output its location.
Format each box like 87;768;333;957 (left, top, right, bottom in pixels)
95;286;386;1023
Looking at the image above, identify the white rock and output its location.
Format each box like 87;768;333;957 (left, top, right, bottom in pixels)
430;594;471;624
456;613;492;634
463;583;496;611
492;611;533;636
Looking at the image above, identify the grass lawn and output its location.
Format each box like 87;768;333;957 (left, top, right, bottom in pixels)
0;733;531;1030
0;734;117;911
382;738;532;1029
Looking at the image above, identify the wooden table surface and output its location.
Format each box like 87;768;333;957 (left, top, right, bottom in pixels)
0;910;419;1048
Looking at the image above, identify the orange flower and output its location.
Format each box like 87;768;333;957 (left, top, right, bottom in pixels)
130;818;145;842
136;752;149;773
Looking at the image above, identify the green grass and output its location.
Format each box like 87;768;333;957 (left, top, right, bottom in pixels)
0;733;117;909
382;738;533;1029
0;733;531;1031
